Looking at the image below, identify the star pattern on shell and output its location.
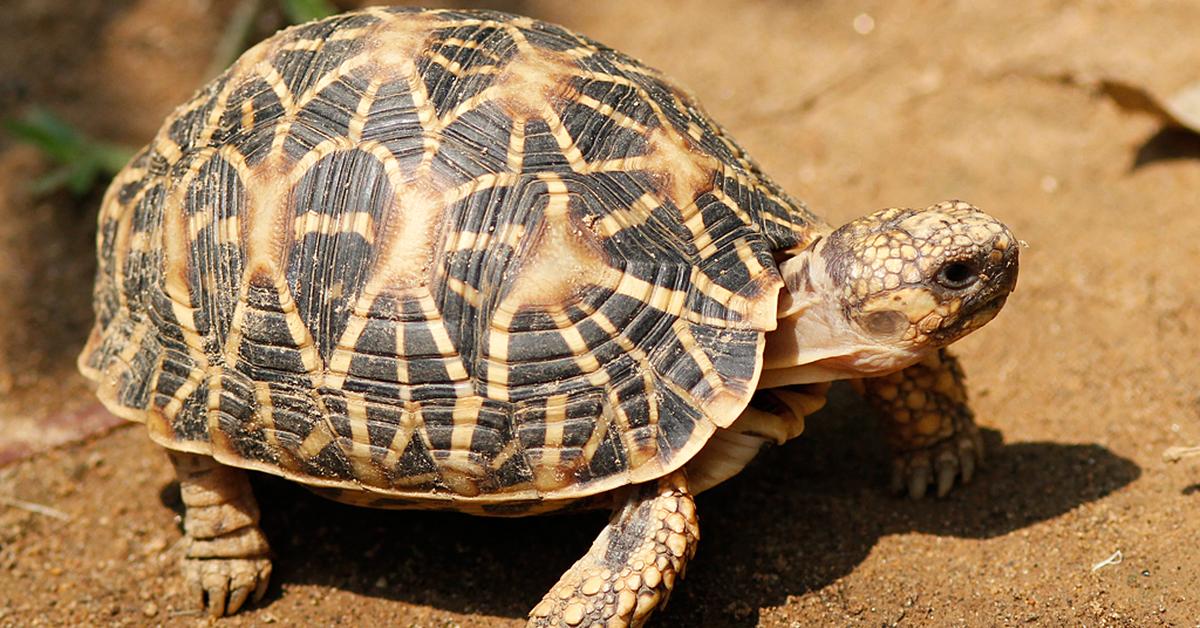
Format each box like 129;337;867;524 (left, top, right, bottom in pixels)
80;7;822;510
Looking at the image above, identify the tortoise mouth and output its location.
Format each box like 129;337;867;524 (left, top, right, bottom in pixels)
973;291;1009;322
951;290;1010;338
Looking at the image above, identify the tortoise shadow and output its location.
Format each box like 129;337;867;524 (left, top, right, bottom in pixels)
247;475;601;620
208;384;1139;625
657;386;1142;626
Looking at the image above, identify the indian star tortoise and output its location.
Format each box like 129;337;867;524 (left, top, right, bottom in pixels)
78;7;1020;625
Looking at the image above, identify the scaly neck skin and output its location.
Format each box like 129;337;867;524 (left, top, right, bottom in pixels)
757;240;928;389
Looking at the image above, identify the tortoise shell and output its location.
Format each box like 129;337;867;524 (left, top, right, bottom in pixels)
79;7;822;509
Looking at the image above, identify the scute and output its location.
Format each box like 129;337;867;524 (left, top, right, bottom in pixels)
78;7;822;509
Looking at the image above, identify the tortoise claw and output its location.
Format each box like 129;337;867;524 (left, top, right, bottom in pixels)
907;464;930;500
228;583;252;616
893;430;984;500
935;453;958;498
183;556;272;617
960;443;977;484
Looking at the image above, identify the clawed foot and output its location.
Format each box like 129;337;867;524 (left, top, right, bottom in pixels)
528;569;658;628
860;349;987;499
182;554;272;617
528;472;697;628
890;424;984;499
181;524;272;616
168;452;272;617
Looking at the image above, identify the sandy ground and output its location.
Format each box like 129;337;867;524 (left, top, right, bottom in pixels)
1;0;1198;625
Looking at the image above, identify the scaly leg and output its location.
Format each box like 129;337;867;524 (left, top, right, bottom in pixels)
528;471;699;628
857;349;984;499
168;451;272;616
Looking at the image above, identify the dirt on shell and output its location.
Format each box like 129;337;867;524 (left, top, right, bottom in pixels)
1;1;1198;626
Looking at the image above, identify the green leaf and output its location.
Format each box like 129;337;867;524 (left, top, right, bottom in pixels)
4;108;83;162
28;167;76;196
280;0;336;25
66;162;101;196
3;108;135;197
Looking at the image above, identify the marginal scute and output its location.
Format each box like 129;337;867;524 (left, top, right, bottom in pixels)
78;7;820;508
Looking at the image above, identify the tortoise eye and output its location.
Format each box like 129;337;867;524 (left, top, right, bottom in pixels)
936;261;978;290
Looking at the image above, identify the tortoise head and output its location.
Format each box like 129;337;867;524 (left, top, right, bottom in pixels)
760;201;1019;388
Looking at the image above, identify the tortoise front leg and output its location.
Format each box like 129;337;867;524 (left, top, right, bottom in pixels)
168;451;272;616
857;348;984;499
528;471;699;628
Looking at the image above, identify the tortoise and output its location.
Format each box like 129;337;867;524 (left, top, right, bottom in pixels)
78;7;1019;625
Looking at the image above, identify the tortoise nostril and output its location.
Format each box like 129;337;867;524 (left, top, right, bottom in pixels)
937;261;977;290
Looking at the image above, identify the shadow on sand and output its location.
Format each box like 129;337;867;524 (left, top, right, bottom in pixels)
159;384;1140;625
1132;126;1200;170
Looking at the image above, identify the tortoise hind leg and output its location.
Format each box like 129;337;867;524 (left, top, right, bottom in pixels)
168;451;272;616
529;471;699;628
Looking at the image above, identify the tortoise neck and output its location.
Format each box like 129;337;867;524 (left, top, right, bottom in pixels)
758;241;929;389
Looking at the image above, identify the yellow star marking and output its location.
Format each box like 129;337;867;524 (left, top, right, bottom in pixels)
587;192;659;238
506;118;525;172
489;23;584;121
298;419;334;459
193;80;237;150
531;393;570;491
483;314;511;402
495;174;618;310
548;309;600;373
240;97;256;133
670;319;734;408
339;394;385;485
205;366;239;458
293;210;376;239
250;380;291;468
573;93;651;134
380;402;420;477
450;396;485;453
348;76;383;142
543;107;588;173
414;294;472;386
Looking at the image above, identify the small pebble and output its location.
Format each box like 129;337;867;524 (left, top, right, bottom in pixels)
852;13;875;35
142;537;167;555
